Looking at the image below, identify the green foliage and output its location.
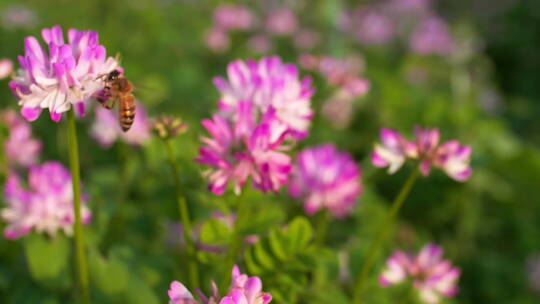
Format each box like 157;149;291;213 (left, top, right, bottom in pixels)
246;217;318;302
23;234;71;289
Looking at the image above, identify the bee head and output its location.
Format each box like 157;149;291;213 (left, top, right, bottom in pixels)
107;69;121;81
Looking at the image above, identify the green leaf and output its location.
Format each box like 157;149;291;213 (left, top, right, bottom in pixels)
23;234;70;282
286;216;313;253
253;240;277;270
200;218;232;245
124;274;159;304
268;229;288;261
88;250;129;296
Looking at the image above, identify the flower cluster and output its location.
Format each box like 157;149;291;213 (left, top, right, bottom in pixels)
197;56;313;195
168;265;271;304
196;101;291;195
90;101;151;148
289;144;362;218
205;5;254;53
380;243;461;304
206;4;319;54
1;161;91;239
0;110;41;167
409;17;454;55
300;54;370;128
339;0;454;55
9;25;119;122
214;56;314;138
372;126;472;181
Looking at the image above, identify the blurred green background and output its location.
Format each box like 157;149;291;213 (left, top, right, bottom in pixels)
0;0;539;303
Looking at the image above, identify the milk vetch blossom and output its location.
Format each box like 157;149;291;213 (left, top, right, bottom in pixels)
90;101;150;148
167;265;271;304
1;161;91;239
380;243;461;304
372;126;472;181
213;56;314;138
289;144;362;218
9;25;119;122
0;110;41;167
196;101;291;195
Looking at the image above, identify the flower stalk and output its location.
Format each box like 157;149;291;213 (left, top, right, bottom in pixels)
66;109;90;304
353;167;420;303
163;138;199;288
222;193;249;287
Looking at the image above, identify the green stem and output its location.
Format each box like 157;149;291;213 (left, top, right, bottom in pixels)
315;210;330;246
223;193;248;285
66;109;90;304
163;139;199;288
353;168;420;304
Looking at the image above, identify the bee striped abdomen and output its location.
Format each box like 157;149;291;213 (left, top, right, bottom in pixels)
119;94;135;132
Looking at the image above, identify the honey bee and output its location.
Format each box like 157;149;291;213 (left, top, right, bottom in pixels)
96;69;136;132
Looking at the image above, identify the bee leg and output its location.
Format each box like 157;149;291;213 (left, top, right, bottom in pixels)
95;91;115;109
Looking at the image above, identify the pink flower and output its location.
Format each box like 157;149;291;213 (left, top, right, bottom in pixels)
294;28;321;50
10;25;119;122
167;265;271;304
433;140;472;182
206;27;230;53
196;102;291;195
289;144;362;218
410;17;454;55
213;56;314;139
90;101;151;148
380;244;461;304
356;9;396;45
213;5;254;31
265;8;298;35
299;54;369;99
168;281;197;304
247;35;272;54
220;265;272;304
1;5;38;30
1;161;91;239
0;58;13;79
372;128;416;174
0;110;41;167
371;126;472;181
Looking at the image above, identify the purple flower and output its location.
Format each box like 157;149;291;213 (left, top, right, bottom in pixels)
1;5;38;30
167;265;271;304
213;56;314;139
206;27;231;53
289;144;362;218
90;101;151;148
213;5;254;31
294;29;321;50
221;265;272;304
380;243;461;304
372;128;416;174
247;35;272;54
0;58;13;79
1;161;91;239
356;9;396;45
195;102;291;195
265;8;298;35
371;126;472;181
410;17;454;55
0;110;42;167
10;25;119;122
299;54;369;99
168;281;198;304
